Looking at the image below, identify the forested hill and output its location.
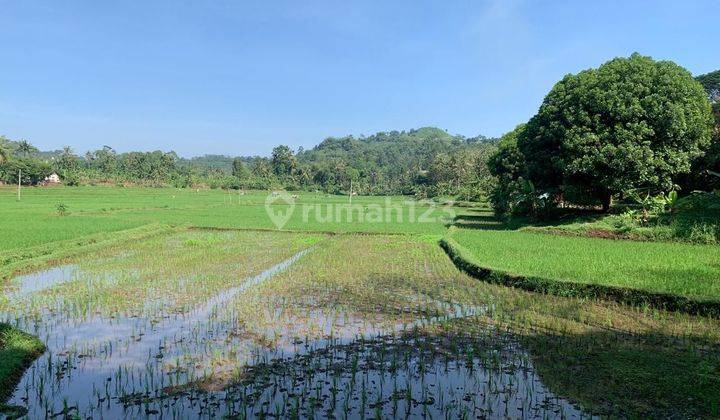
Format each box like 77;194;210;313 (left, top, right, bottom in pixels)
178;155;257;171
296;127;495;194
0;126;497;198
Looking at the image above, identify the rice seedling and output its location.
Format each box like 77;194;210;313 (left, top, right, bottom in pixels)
0;229;717;417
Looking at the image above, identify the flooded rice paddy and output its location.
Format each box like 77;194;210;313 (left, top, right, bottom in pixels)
1;231;591;418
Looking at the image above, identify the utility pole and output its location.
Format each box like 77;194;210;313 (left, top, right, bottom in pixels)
17;169;21;201
349;179;353;205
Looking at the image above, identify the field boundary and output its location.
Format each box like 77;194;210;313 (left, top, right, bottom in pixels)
0;224;179;282
188;225;410;236
439;236;720;318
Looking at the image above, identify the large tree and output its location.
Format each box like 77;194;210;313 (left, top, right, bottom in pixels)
231;157;250;180
488;125;529;214
519;53;714;210
685;70;720;191
271;145;297;177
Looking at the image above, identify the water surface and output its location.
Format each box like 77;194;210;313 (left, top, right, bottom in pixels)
1;246;592;418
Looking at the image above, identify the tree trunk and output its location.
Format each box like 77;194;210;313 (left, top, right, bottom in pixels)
601;192;613;212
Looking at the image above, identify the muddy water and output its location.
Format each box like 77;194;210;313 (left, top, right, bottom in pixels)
1;249;592;419
5;265;80;299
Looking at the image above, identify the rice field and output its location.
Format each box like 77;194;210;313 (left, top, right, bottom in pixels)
0;186;454;251
448;226;720;301
1;230;718;418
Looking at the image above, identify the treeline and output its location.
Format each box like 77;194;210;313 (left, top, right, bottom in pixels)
0;127;498;200
488;54;719;217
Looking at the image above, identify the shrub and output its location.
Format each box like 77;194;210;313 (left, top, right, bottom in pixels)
55;203;69;216
686;222;718;245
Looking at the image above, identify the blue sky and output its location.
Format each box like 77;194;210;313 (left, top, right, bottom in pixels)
0;0;717;157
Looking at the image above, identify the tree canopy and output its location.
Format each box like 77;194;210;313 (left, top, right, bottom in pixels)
515;53;713;211
696;69;720;102
488;125;528;214
684;69;720;191
0;127;496;196
0;136;9;164
271;145;297;178
296;127;494;196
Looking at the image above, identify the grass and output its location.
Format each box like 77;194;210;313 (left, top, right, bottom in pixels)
523;211;720;245
0;186;453;252
520;192;720;245
0;323;45;401
232;234;720;418
447;227;720;303
2;187;719;416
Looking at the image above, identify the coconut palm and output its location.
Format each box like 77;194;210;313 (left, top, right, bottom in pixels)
15;139;38;157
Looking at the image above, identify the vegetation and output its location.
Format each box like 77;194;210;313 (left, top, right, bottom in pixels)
520;190;720;245
487;125;529;215
2;53;719;417
0;224;176;281
2;231;718;417
0;128;498;199
489;54;715;216
0;138;9;165
0;187;454;253
696;69;720;101
682;69;720;191
446;218;720;298
0;323;45;401
295;127;496;198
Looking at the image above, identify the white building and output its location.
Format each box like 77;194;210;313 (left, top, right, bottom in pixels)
43;172;61;185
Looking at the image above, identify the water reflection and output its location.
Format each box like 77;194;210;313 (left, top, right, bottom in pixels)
1;248;592;419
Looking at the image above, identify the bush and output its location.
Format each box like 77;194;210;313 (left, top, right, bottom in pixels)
59;171;81;186
686;222;718;245
55;203;69;216
674;191;720;215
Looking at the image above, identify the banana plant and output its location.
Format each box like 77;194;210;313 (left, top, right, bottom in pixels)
628;189;677;224
657;190;679;213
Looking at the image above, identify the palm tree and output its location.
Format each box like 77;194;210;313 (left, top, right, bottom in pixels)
15;140;38;157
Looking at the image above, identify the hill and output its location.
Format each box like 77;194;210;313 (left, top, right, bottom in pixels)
297;127;495;194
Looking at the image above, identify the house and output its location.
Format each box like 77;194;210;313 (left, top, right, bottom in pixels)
42;172;61;186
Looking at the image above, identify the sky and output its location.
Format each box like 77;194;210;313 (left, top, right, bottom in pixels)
0;0;717;157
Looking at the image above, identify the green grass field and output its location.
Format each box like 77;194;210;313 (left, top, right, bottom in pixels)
0;186;453;251
449;227;720;301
